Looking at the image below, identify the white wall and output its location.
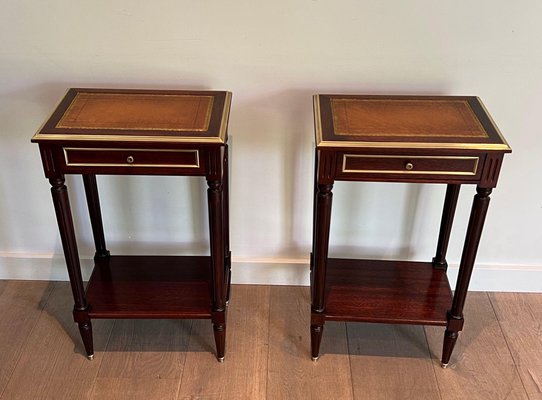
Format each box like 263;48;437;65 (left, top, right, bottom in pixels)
1;1;541;291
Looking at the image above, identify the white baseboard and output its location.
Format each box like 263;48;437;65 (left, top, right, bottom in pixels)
1;253;541;292
232;258;542;292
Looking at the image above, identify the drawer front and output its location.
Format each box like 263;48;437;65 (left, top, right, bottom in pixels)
340;154;480;178
63;147;200;170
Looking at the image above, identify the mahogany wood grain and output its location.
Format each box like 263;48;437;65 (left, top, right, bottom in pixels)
433;184;460;269
324;258;452;325
207;176;226;359
82;174;109;260
49;175;94;357
223;145;232;302
310;183;333;358
442;186;492;365
86;256;212;319
49;177;87;311
310;150;319;276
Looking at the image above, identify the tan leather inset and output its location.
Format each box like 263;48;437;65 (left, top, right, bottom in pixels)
56;93;214;131
331;99;488;138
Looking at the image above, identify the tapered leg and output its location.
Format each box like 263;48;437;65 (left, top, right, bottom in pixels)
74;310;94;359
433;184;460;270
442;186;492;366
310;151;319;274
82;174;110;260
311;183;334;360
49;176;94;359
310;314;325;361
223;147;232;303
207;178;226;361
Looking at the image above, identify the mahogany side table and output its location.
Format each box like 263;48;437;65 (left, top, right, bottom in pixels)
310;94;511;366
32;88;232;361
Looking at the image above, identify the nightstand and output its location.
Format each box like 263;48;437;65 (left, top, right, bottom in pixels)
32;88;232;361
310;94;511;366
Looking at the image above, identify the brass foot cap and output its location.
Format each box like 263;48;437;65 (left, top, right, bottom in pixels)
87;354;95;361
311;356;319;362
441;363;448;369
217;356;225;363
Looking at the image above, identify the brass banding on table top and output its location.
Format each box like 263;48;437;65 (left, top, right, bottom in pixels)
314;95;512;151
32;90;232;144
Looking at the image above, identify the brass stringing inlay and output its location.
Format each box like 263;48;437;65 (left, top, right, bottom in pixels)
63;148;200;168
341;155;479;175
331;99;488;138
56;93;214;132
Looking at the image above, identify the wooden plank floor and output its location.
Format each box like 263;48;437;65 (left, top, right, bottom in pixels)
0;281;540;399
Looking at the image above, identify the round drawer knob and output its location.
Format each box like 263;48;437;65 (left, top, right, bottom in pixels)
126;156;135;164
405;162;414;171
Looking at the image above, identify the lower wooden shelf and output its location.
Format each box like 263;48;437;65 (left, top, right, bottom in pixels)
85;255;212;319
324;258;452;326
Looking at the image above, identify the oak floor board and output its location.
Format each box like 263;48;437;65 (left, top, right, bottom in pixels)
97;319;192;380
177;285;270;400
0;280;9;297
1;282;114;400
0;281;54;396
489;293;542;400
348;322;440;400
90;377;180;400
426;292;528;400
1;281;541;400
267;286;353;400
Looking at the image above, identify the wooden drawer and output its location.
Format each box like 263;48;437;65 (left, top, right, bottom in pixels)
339;154;480;179
63;147;200;171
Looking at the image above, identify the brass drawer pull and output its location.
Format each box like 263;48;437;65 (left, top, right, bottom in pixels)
126;155;134;164
405;162;414;171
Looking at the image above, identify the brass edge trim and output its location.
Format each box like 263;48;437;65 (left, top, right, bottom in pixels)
35;134;223;143
314;95;323;146
317;140;510;151
218;92;232;144
31;88;72;142
56;93;215;132
475;97;512;151
342;154;479;176
63;147;200;169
